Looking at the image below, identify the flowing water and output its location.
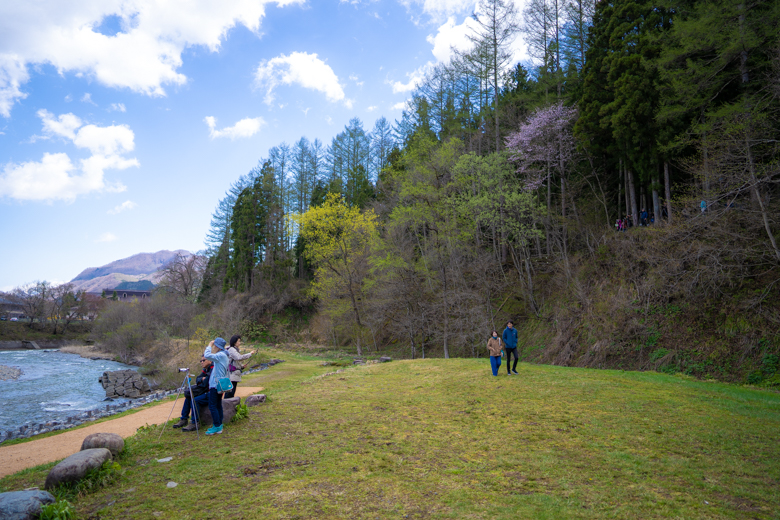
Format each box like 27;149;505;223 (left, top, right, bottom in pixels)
0;349;137;433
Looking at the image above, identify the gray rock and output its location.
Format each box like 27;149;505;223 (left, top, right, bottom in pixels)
45;448;112;490
196;397;240;426
378;356;392;363
245;394;266;406
81;433;124;458
0;490;55;520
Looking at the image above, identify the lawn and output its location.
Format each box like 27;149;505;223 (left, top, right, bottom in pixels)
2;350;778;519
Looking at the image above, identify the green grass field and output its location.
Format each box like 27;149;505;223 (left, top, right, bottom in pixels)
2;350;779;519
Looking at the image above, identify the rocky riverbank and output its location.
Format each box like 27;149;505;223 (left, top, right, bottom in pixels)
0;389;178;445
0;365;22;381
0;360;283;445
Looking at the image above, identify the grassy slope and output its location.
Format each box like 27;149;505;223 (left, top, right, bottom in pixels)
2;349;778;519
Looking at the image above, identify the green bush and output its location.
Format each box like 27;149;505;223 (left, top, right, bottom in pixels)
38;500;75;520
649;348;670;363
232;402;249;422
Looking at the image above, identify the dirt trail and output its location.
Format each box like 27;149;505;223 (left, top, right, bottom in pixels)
0;386;264;478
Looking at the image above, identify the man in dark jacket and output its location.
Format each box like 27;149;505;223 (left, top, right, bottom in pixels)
173;357;213;432
502;321;520;375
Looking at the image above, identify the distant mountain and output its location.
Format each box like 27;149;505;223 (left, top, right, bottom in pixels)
72;250;188;281
69;250;190;293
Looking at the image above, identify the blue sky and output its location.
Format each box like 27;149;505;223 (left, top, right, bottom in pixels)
0;0;527;290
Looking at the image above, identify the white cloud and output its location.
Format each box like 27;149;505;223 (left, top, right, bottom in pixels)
0;0;304;117
108;200;136;214
392;101;407;110
109;103;126;112
426;7;528;64
388;62;434;93
427;16;477;63
96;232;118;242
39;110;82;140
367;105;378;112
81;92;96;105
254;51;348;106
0;110;137;201
204;116;265;140
64;94;72;102
349;74;364;87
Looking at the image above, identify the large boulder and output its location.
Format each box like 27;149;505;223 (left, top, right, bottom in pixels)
0;490;55;520
245;394;266;406
45;448;112;490
196;397;240;426
81;433;124;458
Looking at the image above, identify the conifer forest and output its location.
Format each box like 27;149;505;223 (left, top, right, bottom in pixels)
160;0;780;383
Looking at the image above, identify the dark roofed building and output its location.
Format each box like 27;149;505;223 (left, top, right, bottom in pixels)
105;289;152;302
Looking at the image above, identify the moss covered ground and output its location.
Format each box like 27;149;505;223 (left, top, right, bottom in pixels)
2;348;778;519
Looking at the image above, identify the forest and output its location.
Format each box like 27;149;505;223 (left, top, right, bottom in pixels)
97;0;779;384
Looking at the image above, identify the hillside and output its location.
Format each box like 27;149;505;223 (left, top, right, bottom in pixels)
1;351;778;519
68;250;189;293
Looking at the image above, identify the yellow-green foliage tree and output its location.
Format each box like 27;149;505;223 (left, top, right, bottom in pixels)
291;193;378;355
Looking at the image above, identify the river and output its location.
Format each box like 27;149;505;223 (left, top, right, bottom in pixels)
0;349;137;433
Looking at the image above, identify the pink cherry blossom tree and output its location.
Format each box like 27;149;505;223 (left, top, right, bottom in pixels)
505;102;578;217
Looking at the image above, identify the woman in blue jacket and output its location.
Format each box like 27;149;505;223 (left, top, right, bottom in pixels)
203;337;230;435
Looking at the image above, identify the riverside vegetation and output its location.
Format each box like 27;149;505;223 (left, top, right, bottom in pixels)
1;348;778;519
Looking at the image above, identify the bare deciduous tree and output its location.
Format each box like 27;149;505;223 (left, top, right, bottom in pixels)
158;253;207;301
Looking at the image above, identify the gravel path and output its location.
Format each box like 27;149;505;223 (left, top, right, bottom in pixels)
0;364;22;381
0;386;264;478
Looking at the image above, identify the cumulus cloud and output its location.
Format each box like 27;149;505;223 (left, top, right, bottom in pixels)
254;51;349;106
96;232;118;242
388;62;434;93
204;116;265;140
108;200;136;214
426;7;528;64
392;101;407;110
0;0;304;117
427;16;478;63
0;109;137;201
81;93;96;105
109;103;126;112
367;105;378;112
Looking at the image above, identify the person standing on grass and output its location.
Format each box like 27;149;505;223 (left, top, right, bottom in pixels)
502;321;519;375
203;337;230;435
225;334;256;399
487;330;503;376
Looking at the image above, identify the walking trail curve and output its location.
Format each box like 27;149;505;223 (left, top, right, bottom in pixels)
0;386;264;478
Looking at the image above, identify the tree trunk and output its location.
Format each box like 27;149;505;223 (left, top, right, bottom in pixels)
546;163;551;255
747;140;780;262
617;162;623;221
652;172;661;226
623;159;630;216
627;168;639;227
664;161;672;224
560;176;566;218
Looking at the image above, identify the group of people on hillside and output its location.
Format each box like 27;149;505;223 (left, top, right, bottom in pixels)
486;321;521;377
172;334;255;435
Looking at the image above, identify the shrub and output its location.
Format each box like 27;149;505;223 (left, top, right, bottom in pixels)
38;500;75;520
